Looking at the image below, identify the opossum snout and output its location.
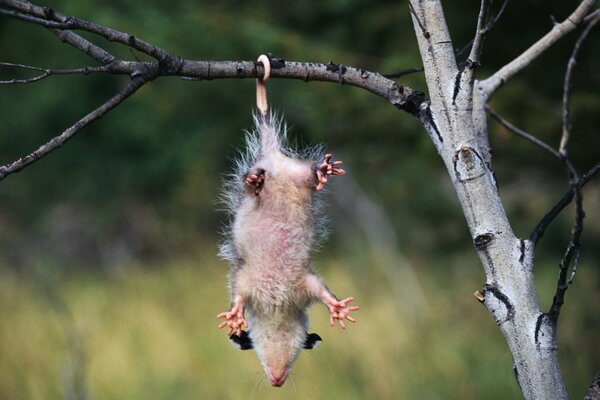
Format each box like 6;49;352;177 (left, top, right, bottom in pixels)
267;365;289;387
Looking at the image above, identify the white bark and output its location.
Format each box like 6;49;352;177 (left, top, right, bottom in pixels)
407;0;594;398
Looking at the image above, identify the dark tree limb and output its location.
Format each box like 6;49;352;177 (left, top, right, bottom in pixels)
0;61;111;84
560;13;599;156
0;0;429;182
530;162;600;245
0;0;175;65
0;75;151;181
486;106;561;159
383;67;424;79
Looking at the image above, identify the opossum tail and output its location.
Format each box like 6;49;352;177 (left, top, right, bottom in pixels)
254;111;283;156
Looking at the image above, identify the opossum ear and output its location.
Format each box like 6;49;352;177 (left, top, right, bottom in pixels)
303;332;322;349
229;331;254;350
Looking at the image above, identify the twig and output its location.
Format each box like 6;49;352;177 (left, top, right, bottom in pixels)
1;0;177;67
0;6;72;28
479;0;595;98
0;61;110;84
466;0;492;70
547;182;583;323
383;67;424;78
0;76;150;181
530;162;599;245
559;13;599;156
486;106;561;159
456;0;510;58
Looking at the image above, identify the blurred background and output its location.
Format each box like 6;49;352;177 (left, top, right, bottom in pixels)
0;0;598;399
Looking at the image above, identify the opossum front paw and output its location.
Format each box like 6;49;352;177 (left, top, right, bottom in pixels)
244;168;266;196
217;302;248;337
327;297;359;329
315;154;345;191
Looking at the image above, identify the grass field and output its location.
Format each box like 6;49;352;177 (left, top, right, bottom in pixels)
0;249;597;400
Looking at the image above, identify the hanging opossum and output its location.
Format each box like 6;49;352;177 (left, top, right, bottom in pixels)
217;55;359;387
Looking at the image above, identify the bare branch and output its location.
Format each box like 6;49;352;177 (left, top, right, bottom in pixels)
0;61;110;84
479;0;596;98
0;76;150;181
465;0;492;70
486;106;561;159
0;0;177;67
560;13;599;156
455;0;510;58
383;67;424;79
530;162;600;245
547;182;583;323
0;6;73;28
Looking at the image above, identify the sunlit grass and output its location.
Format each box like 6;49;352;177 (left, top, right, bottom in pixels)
0;250;597;399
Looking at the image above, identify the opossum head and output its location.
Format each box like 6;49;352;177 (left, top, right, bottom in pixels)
229;313;322;387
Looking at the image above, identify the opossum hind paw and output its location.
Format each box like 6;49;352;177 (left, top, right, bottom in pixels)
245;168;266;196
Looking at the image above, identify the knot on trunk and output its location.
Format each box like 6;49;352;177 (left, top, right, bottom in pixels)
453;145;487;183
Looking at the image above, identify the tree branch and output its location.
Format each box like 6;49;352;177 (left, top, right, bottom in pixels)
465;0;491;70
455;0;509;58
0;0;431;181
547;179;583;323
0;0;176;66
560;13;599;156
530;162;600;245
0;75;150;181
383;67;424;79
486;106;561;159
479;0;596;98
0;61;111;84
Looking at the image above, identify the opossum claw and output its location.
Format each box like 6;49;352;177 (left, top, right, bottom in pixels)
315;154;346;191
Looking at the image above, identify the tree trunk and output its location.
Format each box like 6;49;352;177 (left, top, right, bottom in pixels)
408;1;568;398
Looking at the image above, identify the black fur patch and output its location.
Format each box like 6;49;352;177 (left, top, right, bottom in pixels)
304;333;322;349
229;331;253;350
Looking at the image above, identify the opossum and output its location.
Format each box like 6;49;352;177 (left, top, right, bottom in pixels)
217;114;359;387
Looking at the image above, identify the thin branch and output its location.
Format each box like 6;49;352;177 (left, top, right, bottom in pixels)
0;75;150;182
0;0;431;181
456;0;510;58
559;13;599;156
466;0;492;69
486;106;561;159
0;6;72;28
479;0;596;98
0;0;177;67
383;67;424;79
530;162;600;245
0;61;110;84
548;181;584;323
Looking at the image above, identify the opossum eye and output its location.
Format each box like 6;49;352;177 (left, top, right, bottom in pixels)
229;331;253;350
303;333;322;349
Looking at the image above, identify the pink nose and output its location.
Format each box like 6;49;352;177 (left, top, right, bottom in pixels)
269;370;288;387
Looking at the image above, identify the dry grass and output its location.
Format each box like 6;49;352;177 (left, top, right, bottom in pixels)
0;250;597;399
